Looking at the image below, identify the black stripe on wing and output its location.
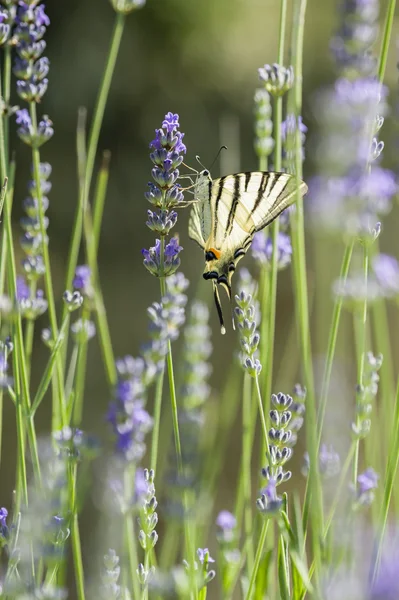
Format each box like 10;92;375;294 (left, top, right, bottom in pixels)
213;176;226;238
225;174;241;238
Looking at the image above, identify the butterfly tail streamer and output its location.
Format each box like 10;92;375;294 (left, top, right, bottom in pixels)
213;282;226;335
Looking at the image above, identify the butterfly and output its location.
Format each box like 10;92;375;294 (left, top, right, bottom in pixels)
188;170;308;333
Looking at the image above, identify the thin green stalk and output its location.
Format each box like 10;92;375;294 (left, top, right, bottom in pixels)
352;246;369;485
0;80;41;486
243;374;254;575
65;13;125;292
124;465;141;599
92;151;111;256
69;464;86;600
245;521;269;600
373;373;399;581
263;0;287;418
24;281;37;383
377;0;396;82
2;44;11;174
317;240;354;441
150;367;165;472
291;0;323;588
30;103;67;429
71;307;90;426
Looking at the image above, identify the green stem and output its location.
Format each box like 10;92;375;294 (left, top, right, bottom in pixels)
150;367;164;472
377;0;397;82
262;0;286;448
0;79;41;487
71;307;90;426
24;281;37;383
69;464;86;600
30;104;67;429
243;374;254;575
373;372;399;581
245;521;269;600
291;0;323;587
317;240;354;440
352;246;369;486
65;13;125;292
124;465;141;599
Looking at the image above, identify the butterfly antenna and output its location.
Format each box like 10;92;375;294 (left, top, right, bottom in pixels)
209;145;228;171
213;283;226;335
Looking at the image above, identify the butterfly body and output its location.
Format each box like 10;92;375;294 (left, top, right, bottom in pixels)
189;169;307;333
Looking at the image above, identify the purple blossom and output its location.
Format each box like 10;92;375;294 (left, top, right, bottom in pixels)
357;467;379;494
252;231;292;270
197;548;215;565
144;113;186;278
216;510;236;531
370;541;399;600
0;507;7;527
373;254;399;296
73;265;92;295
142;237;183;277
303;444;340;478
16;275;30;301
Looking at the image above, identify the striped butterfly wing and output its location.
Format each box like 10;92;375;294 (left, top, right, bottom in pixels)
212;172;307;249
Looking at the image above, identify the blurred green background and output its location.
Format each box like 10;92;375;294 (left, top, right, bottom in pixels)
2;0;399;586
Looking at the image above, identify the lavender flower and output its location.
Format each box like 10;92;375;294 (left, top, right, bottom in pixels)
354;467;379;507
216;510;240;592
235;291;261;377
137;469;158;551
100;549;124;600
110;0;146;13
0;507;8;545
302;444;340;479
309;0;396;240
254;88;274;158
256;477;283;515
370;539;399;600
13;2;53;148
142;237;183;278
73;265;92;297
281;114;307;170
107;358;153;463
183;549;216;587
71;318;96;342
251;231;292;270
143;112;186;278
352;352;382;439
216;510;236;534
16;109;54;146
373;254;399;297
20;163;51;289
331;0;379;77
258;63;294;96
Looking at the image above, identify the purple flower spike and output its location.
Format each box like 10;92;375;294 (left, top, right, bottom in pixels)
197;548;215;565
0;507;7;527
373;254;399;297
357;467;379;494
144;113;186;277
216;510;236;531
252;231;292;270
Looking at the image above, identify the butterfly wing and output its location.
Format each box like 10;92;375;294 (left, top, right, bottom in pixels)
212;172;307;246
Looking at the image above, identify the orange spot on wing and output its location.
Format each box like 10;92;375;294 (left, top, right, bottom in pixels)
209;247;222;260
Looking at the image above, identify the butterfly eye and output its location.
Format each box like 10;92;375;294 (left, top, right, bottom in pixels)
202;170;209;177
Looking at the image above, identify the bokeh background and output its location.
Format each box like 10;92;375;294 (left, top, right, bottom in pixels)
2;0;399;593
